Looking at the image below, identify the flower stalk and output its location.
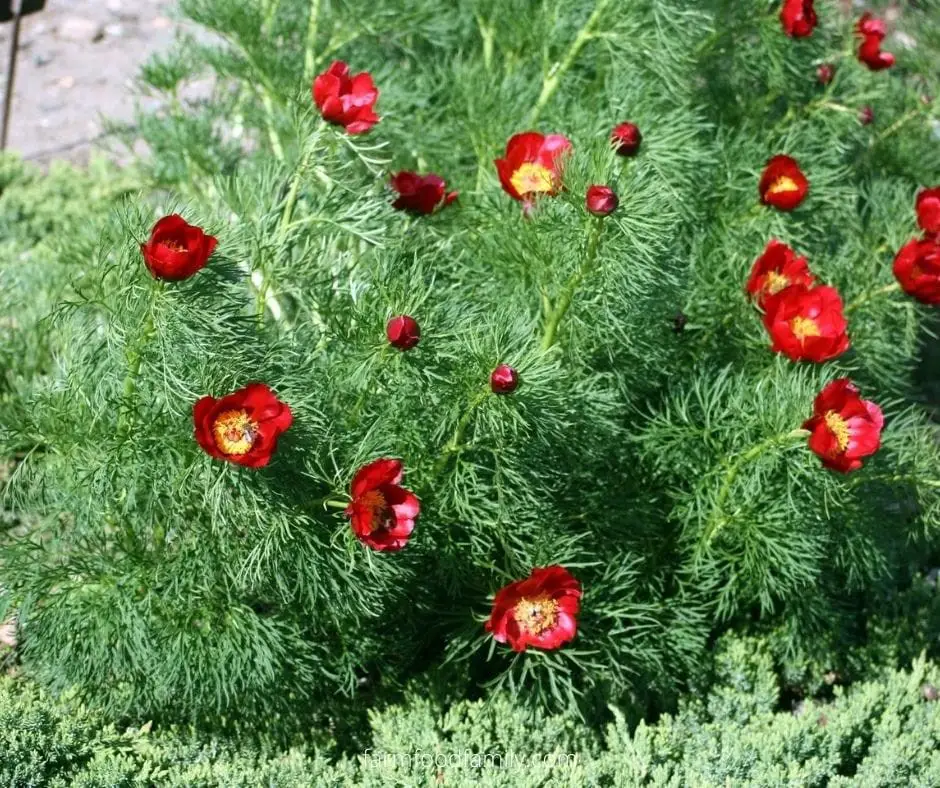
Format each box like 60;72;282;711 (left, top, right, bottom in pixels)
433;389;490;476
845;282;901;314
525;0;613;126
702;428;810;545
541;216;604;351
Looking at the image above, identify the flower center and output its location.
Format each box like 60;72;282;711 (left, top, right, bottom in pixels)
161;239;187;253
824;410;850;452
764;271;790;295
510;162;555;196
513;595;559;635
790;315;820;343
767;176;799;196
212;409;258;456
359;490;394;533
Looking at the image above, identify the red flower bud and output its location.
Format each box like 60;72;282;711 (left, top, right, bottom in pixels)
611;122;642;156
858;105;875;125
759;155;809;211
816;63;834;85
390;171;458;215
915;187;940;236
140;214;217;281
803;378;883;473
586;185;618;216
386;315;421;350
893;236;940;305
485;565;581;652
780;0;817;38
490;364;519;395
312;60;380;134
193;383;293;468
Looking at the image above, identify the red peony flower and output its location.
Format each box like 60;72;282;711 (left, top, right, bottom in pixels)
586;185;618;216
746;239;816;307
817;63;834;85
762;284;850;362
140;215;217;281
193;383;293;468
858;105;875;125
856;13;895;71
490;364;519;394
915;187;940;236
893;237;940;305
611;122;642;157
759;155;809;211
802;378;883;473
485;565;581;652
345;459;419;551
312;60;379;134
386;315;421;350
495;132;572;202
390;171;458;215
780;0;817;38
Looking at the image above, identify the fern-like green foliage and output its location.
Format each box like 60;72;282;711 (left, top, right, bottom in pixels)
2;633;939;786
1;0;938;734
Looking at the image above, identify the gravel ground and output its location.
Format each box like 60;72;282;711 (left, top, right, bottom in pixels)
0;0;191;164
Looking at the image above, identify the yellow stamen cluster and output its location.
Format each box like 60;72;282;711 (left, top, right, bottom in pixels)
513;595;559;635
212;409;258;456
510;162;555;196
764;271;790;295
790;315;820;343
767;176;799;195
824;410;850;452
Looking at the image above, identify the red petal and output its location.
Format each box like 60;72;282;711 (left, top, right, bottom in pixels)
313;73;340;109
384;485;420;520
351;458;403;497
350;72;377;99
345;117;379;135
193;396;220;456
494;158;521;200
150;214;190;241
319;94;346;124
505;132;546;165
915;188;940;235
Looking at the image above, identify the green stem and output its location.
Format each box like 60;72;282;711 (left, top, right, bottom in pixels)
525;0;613;127
278;131;321;240
303;0;322;82
851;474;940;489
845;282;901;314
703;428;810;545
347;345;390;426
541;217;603;351
224;32;285;161
118;295;161;436
476;13;495;71
433;390;489;476
262;0;282;34
874;109;919;144
306;495;350;514
260;90;285;162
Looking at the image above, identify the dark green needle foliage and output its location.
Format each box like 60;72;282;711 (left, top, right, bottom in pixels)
1;0;939;744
